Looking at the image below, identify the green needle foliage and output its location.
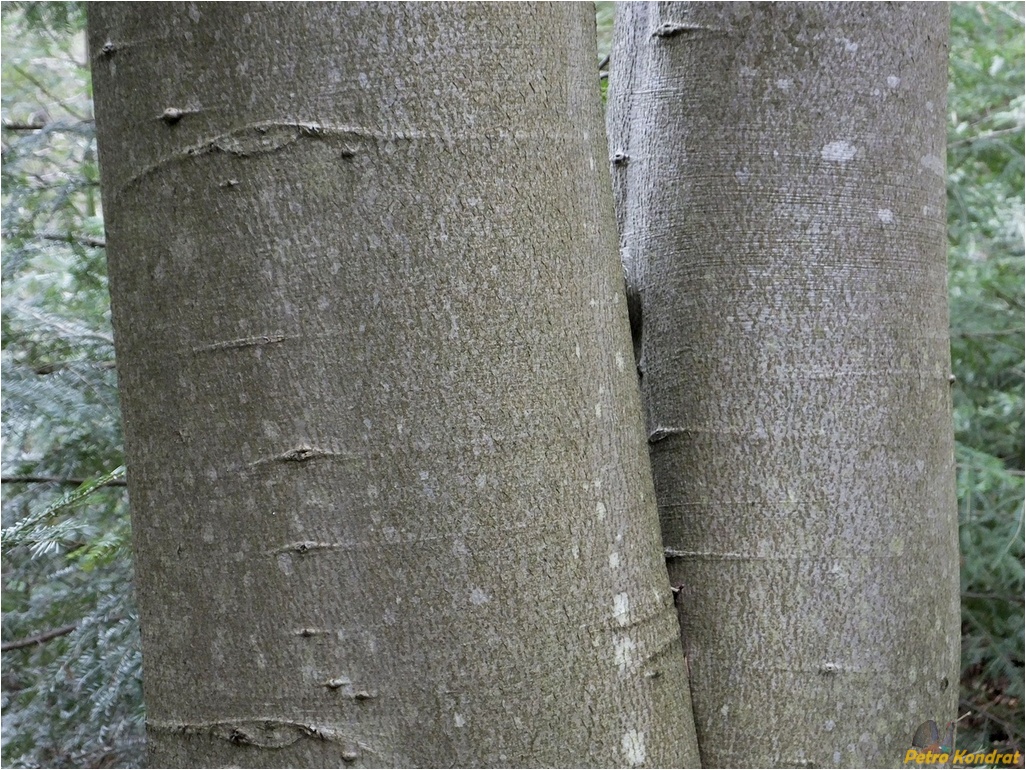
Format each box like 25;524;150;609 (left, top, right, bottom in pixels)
948;3;1024;754
1;3;143;767
0;2;1022;766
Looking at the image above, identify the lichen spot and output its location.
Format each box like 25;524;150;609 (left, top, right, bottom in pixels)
877;208;895;224
575;343;582;358
454;713;466;727
614;636;636;671
821;140;857;162
622;729;646;767
920;154;945;177
595;403;603;419
889;537;905;556
276;552;294;576
720;704;730;717
470;587;490;606
775;78;792;91
613;593;630;626
609;551;621;569
615;352;626;372
887;75;901;88
596;501;607;521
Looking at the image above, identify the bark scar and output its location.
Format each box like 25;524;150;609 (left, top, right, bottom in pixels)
652;22;728;38
191;333;288;353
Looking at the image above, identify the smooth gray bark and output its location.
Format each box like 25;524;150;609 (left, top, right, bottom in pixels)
90;3;700;767
608;3;959;767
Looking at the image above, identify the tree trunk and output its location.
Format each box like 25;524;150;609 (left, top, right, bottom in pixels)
608;3;959;767
89;4;700;767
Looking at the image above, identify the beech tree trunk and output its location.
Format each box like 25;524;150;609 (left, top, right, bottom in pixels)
608;4;959;767
90;4;700;767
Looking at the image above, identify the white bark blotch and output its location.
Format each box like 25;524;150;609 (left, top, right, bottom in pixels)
596;501;607;521
919;154;946;177
622;730;646;767
469;588;490;606
820;140;857;162
613;593;630;626
614;636;636;672
877;209;895;224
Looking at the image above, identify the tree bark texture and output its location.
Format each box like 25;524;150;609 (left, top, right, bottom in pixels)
608;3;959;767
90;3;700;767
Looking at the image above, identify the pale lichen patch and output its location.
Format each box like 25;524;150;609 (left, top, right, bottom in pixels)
614;636;636;671
613;592;630;626
919;154;945;177
622;729;646;767
821;140;857;162
276;552;294;576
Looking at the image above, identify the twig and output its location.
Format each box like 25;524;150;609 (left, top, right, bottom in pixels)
958;698;1021;743
39;231;106;249
1;622;77;652
31;360;116;375
1;121;46;131
961;591;1025;604
11;64;87;121
1;475;127;488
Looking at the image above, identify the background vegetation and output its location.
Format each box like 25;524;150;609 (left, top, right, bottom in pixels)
1;3;1021;766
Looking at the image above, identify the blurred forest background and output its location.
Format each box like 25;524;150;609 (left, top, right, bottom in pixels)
1;3;1022;767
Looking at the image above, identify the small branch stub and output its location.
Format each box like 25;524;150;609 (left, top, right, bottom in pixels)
670;583;685;606
161;108;184;125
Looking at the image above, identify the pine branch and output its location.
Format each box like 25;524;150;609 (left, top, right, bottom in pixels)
39;231;106;249
1;622;77;652
1;121;46;131
1;475;127;487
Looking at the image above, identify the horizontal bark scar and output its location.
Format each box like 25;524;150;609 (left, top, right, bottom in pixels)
147;718;346;748
113;120;399;199
648;426;687;443
248;446;338;469
191;333;288;353
274;540;344;555
651;22;728;38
